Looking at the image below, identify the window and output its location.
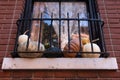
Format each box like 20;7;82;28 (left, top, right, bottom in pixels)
11;0;109;58
3;0;118;70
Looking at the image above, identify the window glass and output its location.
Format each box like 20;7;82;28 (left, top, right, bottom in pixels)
31;2;88;50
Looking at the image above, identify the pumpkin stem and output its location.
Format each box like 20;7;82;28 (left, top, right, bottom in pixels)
23;30;29;35
92;38;99;42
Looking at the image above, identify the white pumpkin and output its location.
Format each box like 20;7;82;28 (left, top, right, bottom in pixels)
82;43;101;58
18;35;28;44
18;40;45;58
18;30;29;44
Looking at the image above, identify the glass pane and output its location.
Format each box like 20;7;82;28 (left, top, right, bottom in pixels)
31;2;88;50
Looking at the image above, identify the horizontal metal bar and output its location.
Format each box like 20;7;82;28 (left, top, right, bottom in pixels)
17;18;104;22
14;51;107;54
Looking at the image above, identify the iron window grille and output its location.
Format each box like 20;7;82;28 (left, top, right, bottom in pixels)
11;0;109;58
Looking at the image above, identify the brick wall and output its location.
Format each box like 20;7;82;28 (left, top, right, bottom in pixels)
0;0;120;79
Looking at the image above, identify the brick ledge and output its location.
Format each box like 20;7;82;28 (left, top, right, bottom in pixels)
2;58;118;70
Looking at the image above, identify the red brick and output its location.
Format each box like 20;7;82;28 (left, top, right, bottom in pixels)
104;34;110;39
106;5;120;10
33;78;64;80
54;70;77;78
112;39;120;45
3;24;17;29
0;6;6;10
0;51;5;57
0;78;12;80
65;78;87;80
0;39;8;45
5;14;20;19
0;29;17;34
111;34;120;39
118;63;120;70
108;19;120;24
114;51;120;57
0;34;9;39
8;45;14;51
0;19;17;24
98;71;120;78
0;33;16;39
106;45;113;51
0;39;15;45
109;24;120;28
34;71;54;78
0;45;7;51
0;71;11;78
0;10;14;14
107;14;120;19
116;57;120;63
88;78;117;80
0;15;5;19
9;39;15;45
107;10;118;14
110;28;120;34
11;71;33;78
4;5;23;10
105;1;120;5
77;71;98;78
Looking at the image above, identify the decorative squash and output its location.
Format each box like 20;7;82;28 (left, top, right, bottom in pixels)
81;33;90;45
82;43;101;58
81;37;90;45
63;38;82;58
18;30;29;44
18;40;45;58
71;33;90;45
43;47;63;58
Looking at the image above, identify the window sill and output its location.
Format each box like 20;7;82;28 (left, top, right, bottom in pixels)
2;57;118;70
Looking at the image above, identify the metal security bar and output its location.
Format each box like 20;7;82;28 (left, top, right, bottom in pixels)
11;0;109;58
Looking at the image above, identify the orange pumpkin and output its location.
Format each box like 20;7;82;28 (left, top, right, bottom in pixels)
63;38;82;58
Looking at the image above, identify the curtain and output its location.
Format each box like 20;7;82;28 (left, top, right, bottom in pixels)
32;2;88;50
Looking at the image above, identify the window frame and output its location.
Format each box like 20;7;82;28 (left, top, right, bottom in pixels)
11;0;109;58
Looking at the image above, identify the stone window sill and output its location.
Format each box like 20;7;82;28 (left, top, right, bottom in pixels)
2;57;118;70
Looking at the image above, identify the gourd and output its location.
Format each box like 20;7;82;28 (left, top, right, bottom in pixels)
81;37;90;45
71;33;90;45
63;38;82;58
18;40;45;58
81;33;90;45
82;43;101;58
18;30;29;44
43;47;63;58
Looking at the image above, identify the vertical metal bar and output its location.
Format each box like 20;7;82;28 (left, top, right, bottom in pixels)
26;0;33;51
67;13;71;52
50;13;53;47
38;13;43;51
77;13;82;52
12;15;24;57
88;0;94;52
98;13;106;52
23;0;29;32
59;1;61;49
91;0;98;39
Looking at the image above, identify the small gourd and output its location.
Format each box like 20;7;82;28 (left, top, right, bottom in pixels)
81;33;90;45
18;40;45;58
18;30;29;44
81;37;90;45
63;38;83;58
71;33;90;45
82;43;101;58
